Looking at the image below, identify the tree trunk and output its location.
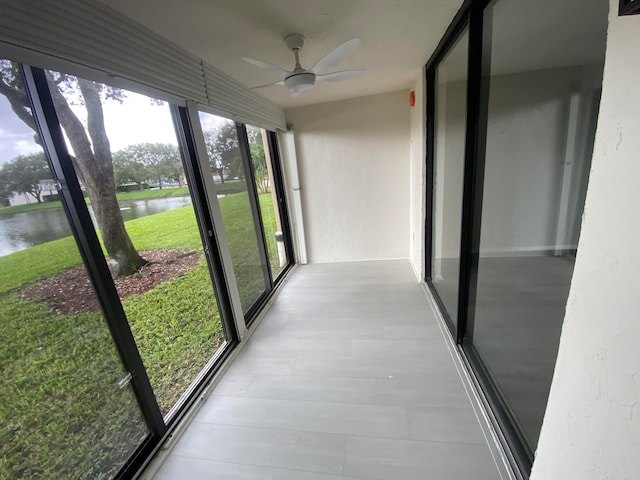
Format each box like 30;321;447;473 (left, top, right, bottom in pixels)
49;76;146;276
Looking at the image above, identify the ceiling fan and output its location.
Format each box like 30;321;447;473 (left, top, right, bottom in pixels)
243;34;362;96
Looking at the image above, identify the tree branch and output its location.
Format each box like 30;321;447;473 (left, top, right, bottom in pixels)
0;79;41;145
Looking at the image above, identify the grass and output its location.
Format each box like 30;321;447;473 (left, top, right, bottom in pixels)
219;194;266;312
114;186;191;201
0;191;278;479
0;200;66;215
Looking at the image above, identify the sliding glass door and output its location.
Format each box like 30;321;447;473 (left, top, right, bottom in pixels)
44;69;233;419
425;0;608;473
429;27;469;331
197;112;269;315
197;112;293;321
467;0;605;455
0;61;151;479
246;125;292;282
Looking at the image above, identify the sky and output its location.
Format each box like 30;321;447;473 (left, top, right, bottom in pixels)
0;97;41;165
0;84;228;166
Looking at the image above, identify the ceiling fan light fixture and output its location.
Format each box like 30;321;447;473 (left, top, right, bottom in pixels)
243;35;361;96
284;72;316;94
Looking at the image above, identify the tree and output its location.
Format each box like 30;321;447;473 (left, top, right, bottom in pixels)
114;143;182;189
0;152;51;202
112;150;148;191
203;123;244;183
0;60;145;276
247;128;269;194
160;146;185;187
203;129;226;183
0;170;11;206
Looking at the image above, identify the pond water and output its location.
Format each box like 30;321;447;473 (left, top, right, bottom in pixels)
0;196;193;257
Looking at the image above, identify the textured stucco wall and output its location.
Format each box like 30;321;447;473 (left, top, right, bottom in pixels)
285;91;410;263
530;4;640;479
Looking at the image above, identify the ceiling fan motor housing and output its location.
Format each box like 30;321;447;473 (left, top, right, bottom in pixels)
285;72;316;93
284;33;305;51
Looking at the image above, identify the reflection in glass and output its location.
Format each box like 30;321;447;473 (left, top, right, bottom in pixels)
246;125;288;279
199;112;269;314
468;0;606;451
0;60;147;478
431;29;469;324
47;71;226;416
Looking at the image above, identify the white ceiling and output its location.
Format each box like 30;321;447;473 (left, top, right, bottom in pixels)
99;0;463;109
99;0;609;109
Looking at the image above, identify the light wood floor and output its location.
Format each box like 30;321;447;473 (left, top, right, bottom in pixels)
149;260;500;480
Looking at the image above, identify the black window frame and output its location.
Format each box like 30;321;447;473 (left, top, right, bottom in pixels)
231;123;295;326
424;7;471;338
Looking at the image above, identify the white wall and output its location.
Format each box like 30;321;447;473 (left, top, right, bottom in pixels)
530;5;640;480
409;72;426;279
285;91;410;263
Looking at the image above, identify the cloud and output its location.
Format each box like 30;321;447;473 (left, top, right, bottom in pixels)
199;112;228;132
0;127;23;140
13;140;41;156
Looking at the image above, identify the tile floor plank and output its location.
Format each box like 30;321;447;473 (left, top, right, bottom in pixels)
154;456;275;480
344;436;498;480
196;396;411;439
233;374;469;409
171;422;345;475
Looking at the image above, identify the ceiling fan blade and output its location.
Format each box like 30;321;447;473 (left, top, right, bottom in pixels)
248;80;285;90
242;57;290;77
317;69;363;82
310;38;360;73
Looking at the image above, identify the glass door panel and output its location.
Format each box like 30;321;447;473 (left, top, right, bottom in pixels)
430;29;469;325
467;0;607;452
0;61;148;478
246;125;289;280
198;112;269;314
44;70;228;416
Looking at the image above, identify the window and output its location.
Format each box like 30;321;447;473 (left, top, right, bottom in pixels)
46;70;232;417
246;125;291;281
0;60;148;479
198;112;270;315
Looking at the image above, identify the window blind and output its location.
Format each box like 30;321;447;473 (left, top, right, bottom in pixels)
0;0;286;130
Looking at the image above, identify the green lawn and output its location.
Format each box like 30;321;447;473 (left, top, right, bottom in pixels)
0;191;278;479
